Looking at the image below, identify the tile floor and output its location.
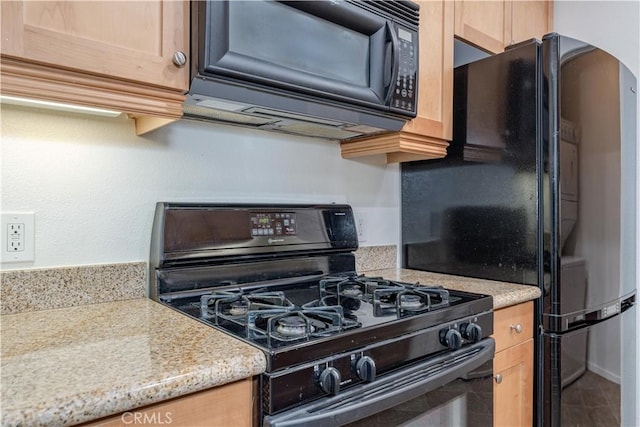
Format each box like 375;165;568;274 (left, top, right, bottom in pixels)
562;370;620;426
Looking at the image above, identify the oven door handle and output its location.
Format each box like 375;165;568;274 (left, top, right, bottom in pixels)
263;338;495;427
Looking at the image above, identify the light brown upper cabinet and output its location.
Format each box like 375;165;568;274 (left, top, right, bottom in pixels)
341;0;453;163
508;1;553;46
455;0;553;54
0;1;189;134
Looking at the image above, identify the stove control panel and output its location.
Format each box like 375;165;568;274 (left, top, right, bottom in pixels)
263;311;493;415
439;320;484;350
251;212;297;237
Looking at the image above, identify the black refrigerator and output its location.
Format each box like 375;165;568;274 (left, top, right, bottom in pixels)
401;33;637;426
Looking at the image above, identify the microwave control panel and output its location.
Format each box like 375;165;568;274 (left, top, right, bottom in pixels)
390;26;418;115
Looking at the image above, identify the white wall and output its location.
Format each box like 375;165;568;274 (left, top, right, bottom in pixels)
0;106;400;270
554;1;640;425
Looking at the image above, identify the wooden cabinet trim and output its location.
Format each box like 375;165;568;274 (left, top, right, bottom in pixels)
341;131;449;161
1;56;184;135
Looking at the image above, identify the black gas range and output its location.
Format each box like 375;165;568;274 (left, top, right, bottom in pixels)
150;203;494;426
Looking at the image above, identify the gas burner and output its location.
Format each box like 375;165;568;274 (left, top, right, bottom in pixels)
320;274;402;302
229;301;249;316
394;287;451;317
399;294;425;310
242;306;361;346
200;289;243;321
340;284;364;298
276;316;310;337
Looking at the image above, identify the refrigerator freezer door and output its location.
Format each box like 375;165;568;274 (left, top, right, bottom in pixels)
559;327;587;388
543;317;624;427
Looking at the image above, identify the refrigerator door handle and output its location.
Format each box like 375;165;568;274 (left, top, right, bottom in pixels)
546;292;636;332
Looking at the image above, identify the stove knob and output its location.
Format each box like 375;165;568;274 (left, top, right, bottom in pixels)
318;367;341;395
355;356;376;382
441;328;462;350
462;323;483;342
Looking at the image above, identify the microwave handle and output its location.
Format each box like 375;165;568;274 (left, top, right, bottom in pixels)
383;22;400;103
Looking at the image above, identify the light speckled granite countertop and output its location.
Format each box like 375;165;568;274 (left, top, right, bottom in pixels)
368;268;541;309
0;298;266;427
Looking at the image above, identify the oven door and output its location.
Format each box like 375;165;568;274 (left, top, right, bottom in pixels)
263;338;494;427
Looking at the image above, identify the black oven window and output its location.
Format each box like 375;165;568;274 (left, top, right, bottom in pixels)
346;360;493;427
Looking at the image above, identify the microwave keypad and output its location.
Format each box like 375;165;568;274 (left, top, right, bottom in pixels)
391;27;418;114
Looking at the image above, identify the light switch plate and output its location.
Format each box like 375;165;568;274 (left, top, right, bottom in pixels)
1;212;35;263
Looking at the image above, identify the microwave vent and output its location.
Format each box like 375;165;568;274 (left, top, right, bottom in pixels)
277;122;362;140
243;107;347;127
348;0;420;28
183;103;276;126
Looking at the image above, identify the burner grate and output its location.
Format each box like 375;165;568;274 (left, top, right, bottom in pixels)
199;288;360;344
200;290;294;324
319;274;451;317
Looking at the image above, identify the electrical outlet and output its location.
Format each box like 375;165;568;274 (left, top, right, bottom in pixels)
355;212;367;243
7;223;25;252
1;213;35;263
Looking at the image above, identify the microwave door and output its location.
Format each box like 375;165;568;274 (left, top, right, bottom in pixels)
197;0;417;114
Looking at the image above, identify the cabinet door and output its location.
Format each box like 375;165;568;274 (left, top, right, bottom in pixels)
0;1;189;91
83;379;255;427
494;338;534;427
507;1;552;45
402;0;454;142
454;0;507;54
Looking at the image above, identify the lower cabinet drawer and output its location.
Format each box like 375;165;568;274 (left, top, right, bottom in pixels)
493;301;533;352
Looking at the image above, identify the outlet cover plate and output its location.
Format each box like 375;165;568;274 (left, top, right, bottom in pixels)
355;211;367;243
1;212;35;263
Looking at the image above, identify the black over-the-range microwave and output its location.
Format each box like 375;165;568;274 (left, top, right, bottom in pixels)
184;0;419;140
